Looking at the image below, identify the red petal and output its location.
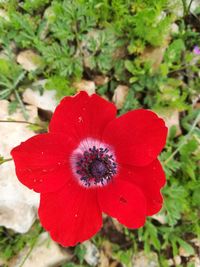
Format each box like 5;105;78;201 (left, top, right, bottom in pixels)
38;181;102;246
49;91;117;141
103;109;167;166
11;133;75;193
98;179;146;229
119;159;166;216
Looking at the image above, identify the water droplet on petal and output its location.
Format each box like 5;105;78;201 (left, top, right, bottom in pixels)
78;116;83;122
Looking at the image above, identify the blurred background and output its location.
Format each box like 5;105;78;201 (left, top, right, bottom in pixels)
0;0;199;266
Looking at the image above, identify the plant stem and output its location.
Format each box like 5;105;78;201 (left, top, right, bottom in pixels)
181;0;187;16
0;120;40;127
13;71;26;89
14;89;28;120
0;158;13;165
181;0;194;16
164;111;200;165
18;237;39;267
187;0;194;14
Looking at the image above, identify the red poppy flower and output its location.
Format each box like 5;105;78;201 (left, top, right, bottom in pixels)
11;91;167;246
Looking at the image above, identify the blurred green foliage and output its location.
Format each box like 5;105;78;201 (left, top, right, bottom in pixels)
0;222;42;262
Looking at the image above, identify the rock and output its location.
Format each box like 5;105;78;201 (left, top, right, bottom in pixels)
187;0;199;12
152;213;167;224
17;50;43;71
168;259;174;266
0;258;6;266
179;242;195;257
140;39;170;72
170;0;199;17
23;88;57;112
157;11;166;22
192;93;200;108
94;75;109;86
9;232;72;267
112;46;127;60
174;255;181;265
155;108;181;137
73;80;96;95
190;255;200;267
99;251;109;267
112;85;129;109
0;9;9;21
132;252;159;267
110;261;119;267
83;241;100;266
171;23;179;34
179;247;191;257
0;100;39;233
191;238;200;248
102;240;113;258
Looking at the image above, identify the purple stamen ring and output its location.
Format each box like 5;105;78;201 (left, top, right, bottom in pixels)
71;139;117;187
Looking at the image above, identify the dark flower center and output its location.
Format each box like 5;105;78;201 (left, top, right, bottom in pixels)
89;159;107;178
75;146;117;187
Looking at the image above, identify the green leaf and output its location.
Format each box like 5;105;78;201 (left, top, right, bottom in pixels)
177;238;195;256
45;76;75;99
74;244;86;264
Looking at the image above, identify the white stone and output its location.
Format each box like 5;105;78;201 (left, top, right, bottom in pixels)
0;100;39;233
190;255;200;267
17;50;42;71
171;23;179;34
73;80;96;96
155;108;181;137
112;85;129;109
23;88;57;112
168;259;174;266
192;94;200;108
191;238;200;248
9;232;72;267
170;0;199;17
0;258;6;266
174;255;181;265
83;240;100;266
0;9;9;21
156;11;166;23
152;213;167;224
132;252;159;267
